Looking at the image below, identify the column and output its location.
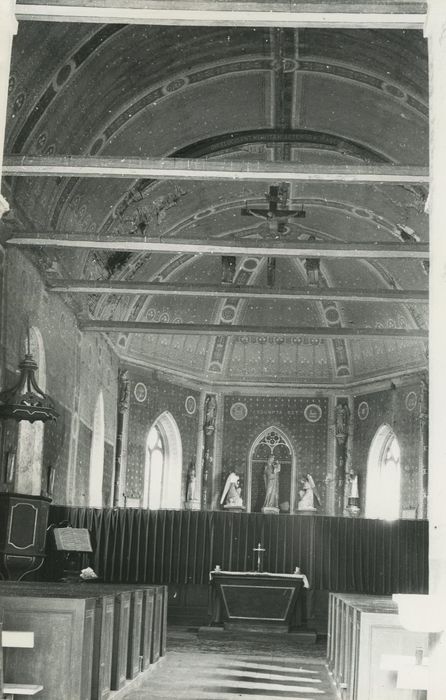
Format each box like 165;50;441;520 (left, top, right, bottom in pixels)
325;394;337;515
333;398;350;515
0;0;18;218
201;393;217;509
113;369;130;506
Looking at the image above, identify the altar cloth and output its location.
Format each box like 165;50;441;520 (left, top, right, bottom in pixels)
209;569;310;589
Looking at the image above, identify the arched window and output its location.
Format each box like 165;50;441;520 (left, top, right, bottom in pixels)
89;391;105;507
247;426;295;513
142;411;182;510
366;424;401;520
16;327;46;495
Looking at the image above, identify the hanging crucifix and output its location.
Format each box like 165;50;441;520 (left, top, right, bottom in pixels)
241;183;305;240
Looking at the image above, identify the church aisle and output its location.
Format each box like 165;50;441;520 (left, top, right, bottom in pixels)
121;628;336;700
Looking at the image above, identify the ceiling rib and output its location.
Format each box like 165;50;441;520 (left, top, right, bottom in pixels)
14;3;426;29
47;281;428;303
79;320;427;338
2;157;429;184
9;237;429;259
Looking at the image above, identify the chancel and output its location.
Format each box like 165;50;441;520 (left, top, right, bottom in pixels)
1;2;446;700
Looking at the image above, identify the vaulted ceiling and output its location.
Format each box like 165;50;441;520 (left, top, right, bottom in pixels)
1;20;429;387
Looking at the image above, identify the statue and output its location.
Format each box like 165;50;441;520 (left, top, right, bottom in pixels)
204;395;217;434
118;369;130;413
335;403;350;445
220;472;244;511
297;473;320;512
186;464;196;501
185;461;199;510
262;456;280;513
346;470;360;516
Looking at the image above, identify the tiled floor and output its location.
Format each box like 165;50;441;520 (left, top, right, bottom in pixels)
121;628;336;700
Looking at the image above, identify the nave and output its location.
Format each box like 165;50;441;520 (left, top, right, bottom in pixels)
121;627;333;700
2;1;446;698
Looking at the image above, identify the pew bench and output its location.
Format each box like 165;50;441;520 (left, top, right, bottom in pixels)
3;683;43;699
1;631;43;700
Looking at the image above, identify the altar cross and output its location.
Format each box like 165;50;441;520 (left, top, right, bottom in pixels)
241;183;306;239
253;542;266;573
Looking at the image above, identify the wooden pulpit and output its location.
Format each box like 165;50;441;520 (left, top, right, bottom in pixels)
0;493;51;581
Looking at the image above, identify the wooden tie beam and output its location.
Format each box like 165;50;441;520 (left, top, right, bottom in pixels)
79;320;427;338
47;280;428;304
2;156;429;184
14;2;426;29
8;236;429;259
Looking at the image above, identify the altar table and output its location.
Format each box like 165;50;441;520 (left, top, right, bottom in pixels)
209;570;309;631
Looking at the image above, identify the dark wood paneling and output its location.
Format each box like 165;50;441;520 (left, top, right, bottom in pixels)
140;588;154;671
92;595;114;700
127;590;143;679
110;592;131;691
151;587;163;664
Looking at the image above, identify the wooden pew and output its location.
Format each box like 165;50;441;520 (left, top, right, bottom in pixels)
0;582;168;699
1;629;43;700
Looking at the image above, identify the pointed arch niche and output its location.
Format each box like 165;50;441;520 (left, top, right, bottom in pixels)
15;326;46;495
366;424;401;520
247;426;295;513
89;391;105;507
142;411;182;510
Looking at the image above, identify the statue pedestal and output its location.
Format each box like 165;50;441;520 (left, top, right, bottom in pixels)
296;507;317;515
346;500;360;517
262;506;279;514
184;499;200;511
223;504;245;513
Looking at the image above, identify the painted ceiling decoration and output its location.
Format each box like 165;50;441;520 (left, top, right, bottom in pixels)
1;22;429;388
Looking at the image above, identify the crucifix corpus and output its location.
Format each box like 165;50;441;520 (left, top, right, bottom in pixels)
241;183;306;239
253;542;266;573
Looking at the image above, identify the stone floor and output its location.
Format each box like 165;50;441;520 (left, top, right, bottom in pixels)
121;627;336;700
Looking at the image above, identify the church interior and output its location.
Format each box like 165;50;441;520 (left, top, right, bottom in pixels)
0;1;444;699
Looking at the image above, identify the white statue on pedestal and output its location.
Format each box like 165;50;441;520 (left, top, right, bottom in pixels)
297;473;320;511
220;472;244;510
185;462;200;510
262;455;281;513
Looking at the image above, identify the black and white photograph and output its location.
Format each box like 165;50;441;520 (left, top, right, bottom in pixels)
0;1;444;699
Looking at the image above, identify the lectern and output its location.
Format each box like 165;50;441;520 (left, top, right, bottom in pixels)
52;526;93;580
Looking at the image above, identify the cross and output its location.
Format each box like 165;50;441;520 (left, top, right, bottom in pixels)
253;542;266;573
241;183;305;239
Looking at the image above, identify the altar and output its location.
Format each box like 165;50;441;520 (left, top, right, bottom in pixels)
209;570;309;632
